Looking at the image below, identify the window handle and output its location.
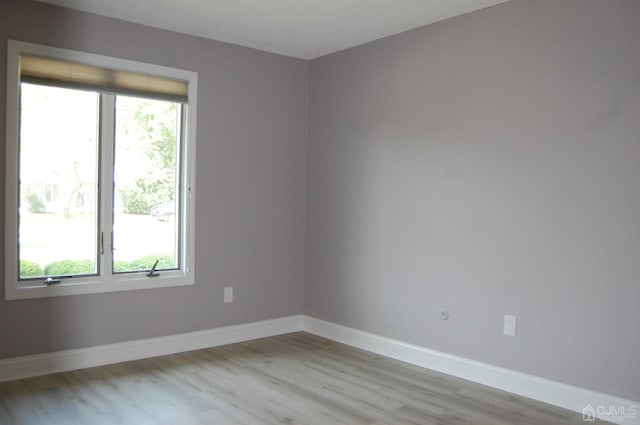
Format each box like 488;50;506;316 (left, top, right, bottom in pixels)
44;277;62;285
146;260;160;277
100;232;104;255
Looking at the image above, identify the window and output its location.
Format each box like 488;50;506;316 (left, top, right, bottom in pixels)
5;41;197;300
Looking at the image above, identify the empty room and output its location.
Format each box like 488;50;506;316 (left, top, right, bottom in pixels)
0;0;639;424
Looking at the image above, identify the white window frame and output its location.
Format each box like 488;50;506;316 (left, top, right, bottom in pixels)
5;40;198;300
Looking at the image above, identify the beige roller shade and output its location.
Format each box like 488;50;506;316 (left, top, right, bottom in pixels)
20;55;188;103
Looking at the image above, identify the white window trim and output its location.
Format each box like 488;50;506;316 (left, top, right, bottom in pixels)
5;40;198;300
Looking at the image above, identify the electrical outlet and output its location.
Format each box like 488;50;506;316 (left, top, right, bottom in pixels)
224;287;233;303
504;314;516;336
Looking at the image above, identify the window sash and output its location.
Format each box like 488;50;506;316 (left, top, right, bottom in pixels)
17;83;102;281
17;91;186;280
110;95;184;275
14;89;189;288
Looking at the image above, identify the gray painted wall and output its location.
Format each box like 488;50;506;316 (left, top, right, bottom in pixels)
0;0;307;358
306;0;640;401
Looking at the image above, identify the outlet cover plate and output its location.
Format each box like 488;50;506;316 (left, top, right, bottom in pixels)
224;287;233;303
504;314;516;336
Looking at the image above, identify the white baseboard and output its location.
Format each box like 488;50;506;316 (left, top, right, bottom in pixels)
303;315;639;425
0;313;636;424
0;314;303;383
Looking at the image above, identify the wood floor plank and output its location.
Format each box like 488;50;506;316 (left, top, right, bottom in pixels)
0;332;610;424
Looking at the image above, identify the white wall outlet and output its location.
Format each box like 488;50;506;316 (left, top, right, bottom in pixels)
504;314;516;336
224;286;233;303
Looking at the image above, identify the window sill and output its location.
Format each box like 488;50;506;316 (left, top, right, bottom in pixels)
6;273;194;300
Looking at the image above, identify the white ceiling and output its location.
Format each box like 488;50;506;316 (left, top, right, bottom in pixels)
36;0;511;59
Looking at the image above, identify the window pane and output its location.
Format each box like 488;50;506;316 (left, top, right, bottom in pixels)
18;83;99;279
113;96;180;273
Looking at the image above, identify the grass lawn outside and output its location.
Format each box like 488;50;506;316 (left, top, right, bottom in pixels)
19;212;177;274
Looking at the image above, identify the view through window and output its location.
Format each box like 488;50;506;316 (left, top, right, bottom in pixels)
18;84;182;280
113;95;181;273
19;84;100;279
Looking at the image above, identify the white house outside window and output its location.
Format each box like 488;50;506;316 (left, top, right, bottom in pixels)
5;40;198;300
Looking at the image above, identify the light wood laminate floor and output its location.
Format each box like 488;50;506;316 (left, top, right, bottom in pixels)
0;332;607;424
